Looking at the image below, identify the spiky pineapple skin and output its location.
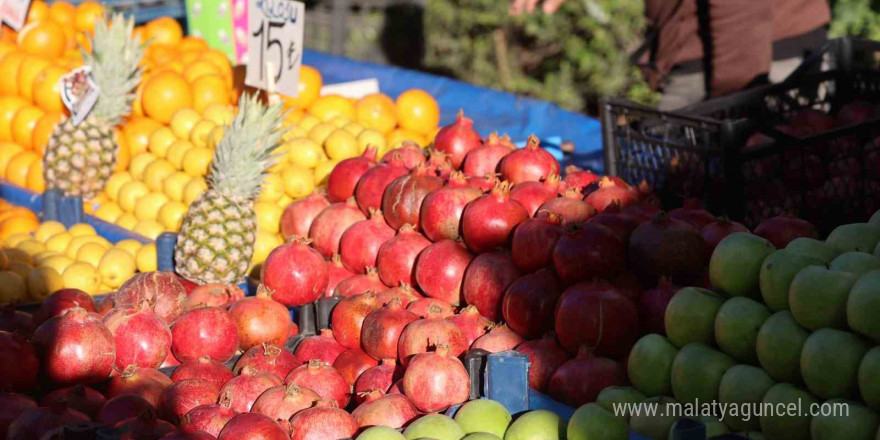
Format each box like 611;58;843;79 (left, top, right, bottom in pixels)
42;115;116;199
174;189;257;285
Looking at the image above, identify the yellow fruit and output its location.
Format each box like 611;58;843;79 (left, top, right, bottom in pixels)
250;230;282;268
40;254;73;275
35;220;66;243
118;181;150;213
94;202;123;223
286;138;324;169
27;266;63;301
207;126;224;149
134;220;164;240
148;126;176;158
65;235;105;259
324;129;359;160
45;232;73;253
166;139;193;170
158;201;186;231
254;202;283;234
182;147;213;177
170;108;201;139
259;173;285;203
277;195;294;208
284;126;308;140
62;262;101;294
3;233;33;248
114;239;142;258
189;120;216;148
330;114;351;128
358;129;388;156
33;250;59;264
68;223;96;237
313;160;338;185
183;178;208;205
0;142;24;176
75;242;106;267
281;165;315;199
136;242;157;272
7;261;32;279
129;152;157;180
307;122;336;146
134;192;169;222
268;151;288;174
0;271;27;303
15;239;45;256
202;103;234;126
116;213;138;230
143;159;176;192
298;114;320;132
105;172;133;201
309;95;356;121
98;248;136;288
343;122;365;136
163;171;191;202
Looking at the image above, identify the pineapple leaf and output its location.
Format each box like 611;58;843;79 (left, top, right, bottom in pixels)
84;13;144;124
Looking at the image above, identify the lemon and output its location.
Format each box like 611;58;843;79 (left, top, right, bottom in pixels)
251;230;282;268
116;213;138;230
182;147;213;177
298;114;320;132
129;152;158;180
324;129;359;160
170;108;201;139
190;120;216;148
105;172;133;201
35;221;66;243
258;173;285;203
307;122;336;145
136;243;157;272
134;220;164;240
45;232;73;253
114;239;142;258
69;223;97;237
284;126;308;140
143;159;177;192
207;126;224;149
268;152;288;173
158;201;187;231
134;192;170;222
27;266;63;301
357;129;387;156
76;242;107;267
254;202;284;234
183;178;208;205
343;121;365;136
281;165;315;199
118;180;150;213
163;171;192;202
94;202;124;223
330;114;351;128
166;139;194;170
65;235;105;259
40;255;73;275
277;194;294;208
15;239;45;256
286;138;325;169
0;249;8;270
63;262;102;294
313;160;338;186
3;233;33;248
202;103;234;126
7;261;32;278
148;126;177;158
33;250;60;265
98;248;136;289
0;271;27;303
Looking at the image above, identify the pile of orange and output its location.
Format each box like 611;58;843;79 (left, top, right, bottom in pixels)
0;200;39;243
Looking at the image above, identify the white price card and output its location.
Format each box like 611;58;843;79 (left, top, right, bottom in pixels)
1;0;32;31
59;66;100;126
246;0;304;97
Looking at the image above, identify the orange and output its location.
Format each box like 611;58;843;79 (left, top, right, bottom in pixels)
178;37;208;52
131;81;145;117
32;112;63;156
4;151;38;186
16;55;52;103
145;17;182;46
17;20;66;58
396;89;439;135
355;93;398;134
74;1;103;33
11;106;45;150
309;95;356;122
0;142;23;172
147;43;179;65
0;51;26;96
180;50;200;66
114;127;130;172
0;41;16;63
122;117;163;156
282;65;322;109
49;2;75;27
182;60;220;83
74;31;91;54
0;216;39;242
0;96;29;142
191;74;231;113
141;71;193;124
26;1;49;23
198;50;233;84
25;159;43;192
32;65;67;114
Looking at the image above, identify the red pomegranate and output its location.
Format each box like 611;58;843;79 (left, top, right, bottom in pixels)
360;298;419;360
402;345;470;412
351;390;419;428
294;329;347;364
548;347;625;406
228;286;292;350
251;383;320;423
413;239;474;306
171;305;239;363
0;306;34;335
554;281;639;358
628;212;708;286
103;305;171;369
434;110;483;169
462;251;522;321
217;413;290;440
515;334;571;392
0;393;36;439
499;135;561;185
376;224;431;288
511;213;564;272
584;177;638;213
611;270;644;304
639;278;680;335
105;366;173;407
233;343;298;379
700;217;749;251
114;272;187;323
447;305;492;346
537;188;595;223
158;379;220;424
98;395;155;427
32;307;114;385
562;165;600;191
552;223;626;285
280;190;331;241
375;283;423;307
471;324;524;353
397;305;468;364
354;359;401;401
587;203;641;243
753;214;818;248
7;404;89;440
0;331;38;391
510;174;564;217
40;385;105;419
283;360;350;408
355;160;410;214
333;268;387;298
406;298;455;318
185;284;244;310
288;400;359;440
420;171;482;242
622;201;662;223
159;431;216;440
309;198;367;258
426;148;453;177
161;350;181;369
34;288;95;325
668;199;716;229
96;293;115;316
327;147;377;202
467;173;500;192
218;366;282;413
175;275;199;295
462;132;514;177
382;164;444;231
330;292;380;349
179;401;236;437
339;209;395;274
262;237;329;306
325;254;355;297
113;407;175;439
381;143;427;171
461;180;529;253
333;347;379;385
171;356;233;390
502;269;562;339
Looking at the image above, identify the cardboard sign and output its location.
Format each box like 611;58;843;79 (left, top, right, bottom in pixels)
2;0;32;31
320;78;381;99
245;0;304;97
59;66;100;126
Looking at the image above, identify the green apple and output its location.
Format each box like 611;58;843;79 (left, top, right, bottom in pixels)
596;386;646;419
714;297;771;364
710;232;775;298
759;249;824;311
830;252;880;276
671;343;735;406
811;399;879;440
847;270;880;342
801;328;870;399
454;399;511;438
664;287;725;348
358;426;407;440
718;365;776;432
627;334;679;397
629;396;678;440
504;410;565;440
858;347;880;410
462;434;502;440
789;266;857;331
786;237;837;263
760;383;819;440
826;223;880;254
756;311;810;383
404;414;465;440
567;403;628;440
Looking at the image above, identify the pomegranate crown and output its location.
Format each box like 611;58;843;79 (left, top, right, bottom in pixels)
362;145;378;162
525;134;541;150
454;109;474;126
490;180;514;198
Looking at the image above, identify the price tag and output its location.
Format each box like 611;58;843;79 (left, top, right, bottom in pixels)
320;78;381;99
59;66;100;126
2;0;32;31
245;0;304;97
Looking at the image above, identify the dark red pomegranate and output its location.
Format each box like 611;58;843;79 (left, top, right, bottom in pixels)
98;395;154;427
552;223;626;285
294;329;347;364
325;254;355;297
548;347;625;406
157;379;219;424
327;147;377;202
330;292;380;349
628;212;708;286
502;269;562;339
171;305;239;363
159;431;216;440
562;165;600;191
40;385;104;419
406;298;455;318
283;360;350;408
461;180;529;253
753;214;818;248
611;270;644;304
218;366;282;413
351;390;419;429
499;135;560;185
375;283;422;307
333;268;387;298
333;347;378;385
339;209;395;274
622;201;662;223
701;217;749;251
288;400;358;440
381;143;427;171
0;331;38;391
639;278;679;335
171;356;233;390
309;198;367;258
105;366;173;407
233;343;298;379
554;281;639;358
510;174;563;217
114;272;187;323
360;298;419;360
185;284;244;310
382;164;444;231
537;187;595;223
587;203;641;243
32;307;114;385
471;324;524;353
280;191;331;241
227;286;292;350
114;407;175;439
668;199;716;229
515;334;571;392
402;345;470;412
511;213;564;272
103;305;171;369
467;173;500;192
462;251;521;321
462;132;514;177
433;110;483;169
426;148;453;178
420;171;482;242
0;306;34;335
376;224;431;288
355;160;410;215
175;275;199;295
262;237;329;306
354;358;401;401
179;401;236;437
584;177;638;213
97;293;116;316
0;393;36;439
217;413;290;440
34;288;95;325
447;305;492;346
251;383;319;423
7;404;89;440
413;239;474;306
397;305;468;364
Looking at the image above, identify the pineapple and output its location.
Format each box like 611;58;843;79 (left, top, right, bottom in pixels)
174;94;286;285
43;13;144;200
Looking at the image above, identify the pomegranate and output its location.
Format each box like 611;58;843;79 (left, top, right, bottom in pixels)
510;174;563;217
97;293;116;316
433;110;483;169
360;298;418;360
105;366;173;407
537;187;595;223
753;214;818;248
467;173;500;192
461;180;529;253
179;401;236;437
103;305;171;369
333;347;378;385
331;292;380;349
114;407;175;438
398;305;469;364
413;239;473;305
309;198;367;258
382;164;444;231
171;356;233;390
294;329;347;364
339;209;395;273
552;223;626;285
502;269;562;338
554;281;639;358
406;298;455;318
32;307;114;385
375;283;422;307
158;379;219;424
515;334;571;392
587;203;641;243
0;331;38;391
471;324;524;353
171;305;239;363
355;160;410;214
251;383;320;423
227;286;291;350
388;380;404;395
98;395;154;427
280;191;331;241
354;359;401;401
218;366;282;413
7;404;89;440
628;212;707;286
420;171;482;242
426;148;453;178
262;237;329;306
584;177;638;213
175;275;199;295
639;278;679;335
622;201;661;223
288;400;358;440
376;224;431;288
41;385;105;419
283;360;350;408
325;254;355;296
381;143;427;170
668;199;715;228
115;272;187;323
563;165;600;191
185;284;244;310
548;347;625;406
611;270;644;303
159;431;216;440
217;413;290;440
327;147;377;202
333;268;387;298
462;251;521;321
462;132;514;177
701;217;749;251
447;305;492;346
34;288;95;325
351;390;419;429
0;393;36;439
233;343;298;379
499;135;560;185
402;345;470;412
510;213;564;272
0;306;34;335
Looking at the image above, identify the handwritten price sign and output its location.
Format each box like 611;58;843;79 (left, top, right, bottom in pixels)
245;0;304;97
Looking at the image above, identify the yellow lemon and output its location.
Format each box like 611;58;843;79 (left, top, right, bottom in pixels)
202;103;234;126
250;230;282;268
343;121;365;136
183;178;208;205
40;254;73;275
207;126;224;149
65;235;105;259
114;239;142;258
35;221;66;243
105;172;133;201
307;122;336;146
118;180;150;213
98;248;136;289
277;194;294;208
330;114;351;128
158;200;187;231
298;114;320;132
7;261;32;279
134;192;170;222
134;220;164;240
259;173;285;203
62;262;102;294
45;232;73;253
0;271;27;303
27;266;63;300
143;159;176;192
148;126;176;158
116;213;138;230
75;242;106;267
313;160;338;186
15;239;45;256
136;242;157;272
324;129;359;160
94;202;123;223
358;129;388;157
189;120;216;148
33;250;60;265
166;139;194;170
254;202;283;234
286;138;325;169
3;233;33;248
68;223;96;237
163;171;191;202
281;165;315;199
170;108;201;139
388;128;426;149
129;152;157;180
284;125;308;140
182;147;213;177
